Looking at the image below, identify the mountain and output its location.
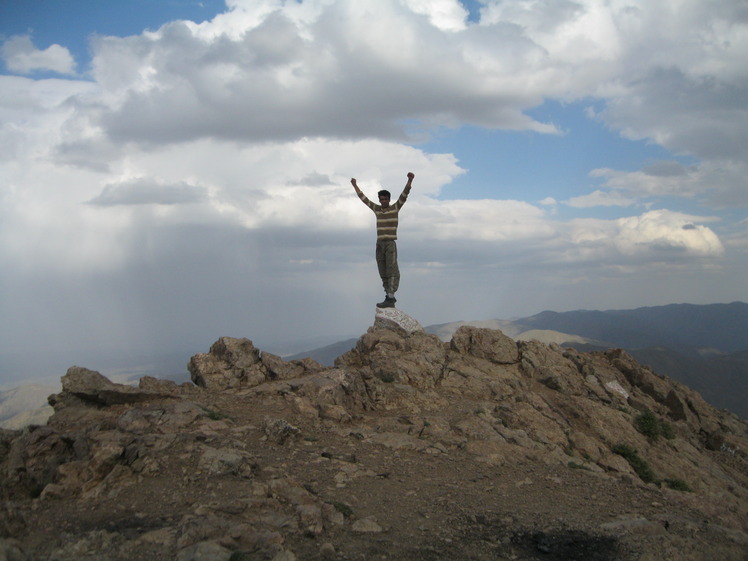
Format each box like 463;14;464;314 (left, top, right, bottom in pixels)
3;302;746;429
0;358;193;430
287;320;596;366
0;350;195;429
511;302;748;418
623;346;748;420
516;302;748;354
0;383;57;430
291;303;748;418
0;325;601;431
285;337;358;367
0;349;193;388
426;318;526;340
2;317;746;560
425;319;598;347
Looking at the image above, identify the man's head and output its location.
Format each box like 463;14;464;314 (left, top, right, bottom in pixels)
378;190;391;207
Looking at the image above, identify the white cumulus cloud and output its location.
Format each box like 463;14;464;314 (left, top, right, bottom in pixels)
1;35;76;75
564;210;725;264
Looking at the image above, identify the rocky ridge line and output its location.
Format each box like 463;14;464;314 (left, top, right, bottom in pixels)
1;310;747;560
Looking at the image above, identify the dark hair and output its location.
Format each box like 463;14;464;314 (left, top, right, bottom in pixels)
377;190;391;199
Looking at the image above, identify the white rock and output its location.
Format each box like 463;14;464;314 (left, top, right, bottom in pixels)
604;380;630;399
374;307;423;334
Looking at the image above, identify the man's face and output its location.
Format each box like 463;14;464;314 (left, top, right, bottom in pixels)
379;195;390;208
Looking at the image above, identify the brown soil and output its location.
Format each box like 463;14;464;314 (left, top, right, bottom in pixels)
10;389;745;561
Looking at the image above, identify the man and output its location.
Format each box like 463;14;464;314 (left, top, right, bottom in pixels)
351;172;414;308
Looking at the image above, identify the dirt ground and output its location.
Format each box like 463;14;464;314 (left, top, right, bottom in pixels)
9;387;746;561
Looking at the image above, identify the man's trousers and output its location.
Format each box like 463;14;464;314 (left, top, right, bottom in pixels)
375;240;400;295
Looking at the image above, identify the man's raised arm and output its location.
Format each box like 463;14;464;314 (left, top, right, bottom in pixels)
397;172;414;204
352;178;375;209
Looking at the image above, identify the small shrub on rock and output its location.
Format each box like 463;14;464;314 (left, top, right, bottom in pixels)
328;500;354;518
612;443;657;483
664;478;693;492
634;410;675;441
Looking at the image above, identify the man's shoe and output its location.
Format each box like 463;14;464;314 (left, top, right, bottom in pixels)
376;296;396;308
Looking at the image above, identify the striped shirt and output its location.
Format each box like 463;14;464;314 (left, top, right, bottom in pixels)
357;186;411;241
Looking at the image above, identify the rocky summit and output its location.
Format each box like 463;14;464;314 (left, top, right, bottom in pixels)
1;311;747;561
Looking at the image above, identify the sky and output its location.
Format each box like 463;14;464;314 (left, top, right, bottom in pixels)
1;0;747;381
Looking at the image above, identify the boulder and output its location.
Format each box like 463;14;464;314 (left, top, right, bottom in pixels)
189;337;323;390
261;352;324;381
373;307;424;334
5;425;79;498
336;329;445;388
450;326;519;364
49;367;176;409
188;337;267;390
605;348;670;403
518;340;583;393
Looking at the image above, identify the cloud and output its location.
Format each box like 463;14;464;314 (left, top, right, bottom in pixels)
589;165;697;199
1;35;75;75
37;0;743;212
564;210;725;264
575;159;748;209
68;1;564;147
30;0;742;167
614;211;724;258
88;179;209;206
292;172;333;187
403;0;470;31
485;0;748;210
565;189;637;209
1;0;746;363
0;75;98;166
570;2;748;206
602;67;748;161
408;198;554;242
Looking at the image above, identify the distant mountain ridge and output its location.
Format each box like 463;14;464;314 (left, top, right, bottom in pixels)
517;302;748;354
0;384;57;429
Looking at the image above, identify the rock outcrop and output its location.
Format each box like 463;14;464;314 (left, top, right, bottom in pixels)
188;336;324;391
1;319;747;561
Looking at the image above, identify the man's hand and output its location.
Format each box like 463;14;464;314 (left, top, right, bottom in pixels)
351;178;358;189
407;172;415;181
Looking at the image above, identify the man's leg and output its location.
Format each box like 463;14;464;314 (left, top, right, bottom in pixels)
377;242;398;308
375;241;398;307
384;241;399;295
376;241;388;292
